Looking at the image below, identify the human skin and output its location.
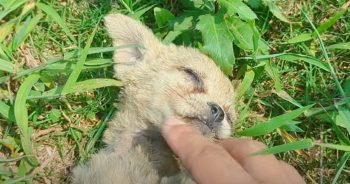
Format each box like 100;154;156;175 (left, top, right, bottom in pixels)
162;118;306;184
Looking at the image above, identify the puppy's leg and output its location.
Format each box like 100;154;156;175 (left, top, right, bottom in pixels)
72;147;159;184
161;172;196;184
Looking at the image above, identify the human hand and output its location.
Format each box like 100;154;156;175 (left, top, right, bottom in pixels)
162;118;305;184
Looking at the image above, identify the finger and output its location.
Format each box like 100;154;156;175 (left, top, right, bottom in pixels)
219;139;293;184
279;161;305;184
162;118;258;184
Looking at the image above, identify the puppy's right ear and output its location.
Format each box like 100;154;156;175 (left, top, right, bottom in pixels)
104;14;160;64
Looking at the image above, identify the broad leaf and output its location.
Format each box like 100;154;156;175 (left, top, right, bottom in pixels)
218;0;257;21
197;14;235;75
265;0;290;23
154;7;175;27
163;16;193;44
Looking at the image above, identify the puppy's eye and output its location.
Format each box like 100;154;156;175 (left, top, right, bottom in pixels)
179;67;205;92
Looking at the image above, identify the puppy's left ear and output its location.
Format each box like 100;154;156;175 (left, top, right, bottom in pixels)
104;13;161;64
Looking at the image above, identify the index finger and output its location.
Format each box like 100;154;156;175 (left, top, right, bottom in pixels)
162;118;258;184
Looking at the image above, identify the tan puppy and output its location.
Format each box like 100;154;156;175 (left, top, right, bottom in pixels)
72;13;236;184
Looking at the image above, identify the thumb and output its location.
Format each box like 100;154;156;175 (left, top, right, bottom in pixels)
161;117;205;158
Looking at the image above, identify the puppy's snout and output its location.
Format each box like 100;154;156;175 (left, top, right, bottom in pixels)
208;102;224;123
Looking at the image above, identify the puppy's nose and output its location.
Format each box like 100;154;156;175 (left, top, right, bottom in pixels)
208;102;224;122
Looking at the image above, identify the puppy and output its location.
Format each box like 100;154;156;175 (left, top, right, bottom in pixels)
72;13;236;184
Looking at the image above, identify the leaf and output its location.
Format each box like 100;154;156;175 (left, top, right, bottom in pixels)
276;53;330;72
253;139;313;155
226;17;268;53
264;59;282;91
64;78;123;94
0;156;27;163
61;24;98;93
281;121;304;132
273;90;303;108
0;0;26;20
237;105;314;136
163;16;193;44
14;73;40;165
236;68;255;100
336;105;350;136
0;100;15;122
0;18;16;42
237;53;331;72
36;2;76;43
0;58;14;73
196;14;235;75
317;8;347;34
265;0;290;23
314;142;350;152
327;42;350;50
218;0;257;21
286;6;348;44
11;14;43;50
154;7;175;27
286;33;312;44
332;152;350;184
31;78;122;99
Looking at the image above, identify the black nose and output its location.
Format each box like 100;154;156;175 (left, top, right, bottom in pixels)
208;102;224;122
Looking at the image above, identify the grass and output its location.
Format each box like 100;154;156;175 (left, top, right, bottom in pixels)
0;0;349;183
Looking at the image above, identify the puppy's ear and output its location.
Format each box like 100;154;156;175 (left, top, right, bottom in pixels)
104;14;160;64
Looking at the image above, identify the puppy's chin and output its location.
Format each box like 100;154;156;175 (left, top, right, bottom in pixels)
178;118;231;139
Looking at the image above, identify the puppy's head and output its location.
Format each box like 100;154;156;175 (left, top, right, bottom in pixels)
105;14;235;138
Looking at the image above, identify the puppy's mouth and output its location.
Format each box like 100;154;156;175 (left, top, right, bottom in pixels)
181;116;219;139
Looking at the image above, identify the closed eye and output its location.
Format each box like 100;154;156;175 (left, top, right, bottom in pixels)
178;67;205;93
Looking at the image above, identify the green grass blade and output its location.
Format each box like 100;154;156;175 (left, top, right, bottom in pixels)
61;23;98;93
0;18;16;42
286;3;349;44
253;139;313;155
264;60;282;91
82;108;115;160
236;68;254;100
314;142;350;152
237;105;314;136
11;13;43;51
30;78;122;99
0;156;27;163
0;0;26;20
14;73;40;165
277;53;330;72
332;152;350;184
336;105;350;136
274;90;303;108
286;33;312;44
0;58;14;73
0;100;15;122
63;79;122;94
237;53;331;72
302;9;347;100
36;2;76;43
327;42;350;50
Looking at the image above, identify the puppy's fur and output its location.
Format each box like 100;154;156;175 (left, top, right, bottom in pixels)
72;14;236;184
